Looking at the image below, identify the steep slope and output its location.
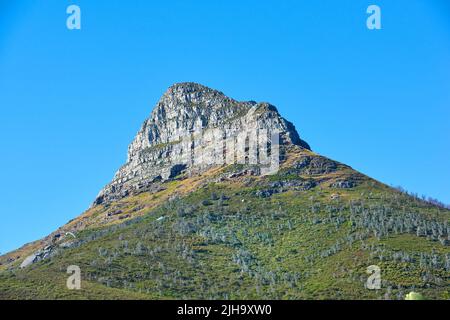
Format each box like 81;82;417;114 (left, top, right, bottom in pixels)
0;83;449;300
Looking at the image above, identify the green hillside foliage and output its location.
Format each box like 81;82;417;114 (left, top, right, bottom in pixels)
1;152;449;300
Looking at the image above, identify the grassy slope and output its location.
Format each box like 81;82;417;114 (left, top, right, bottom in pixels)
0;147;449;300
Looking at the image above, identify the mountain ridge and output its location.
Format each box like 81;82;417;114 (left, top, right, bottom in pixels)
0;83;449;300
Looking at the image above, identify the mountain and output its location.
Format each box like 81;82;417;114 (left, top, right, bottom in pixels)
0;83;449;300
95;82;310;205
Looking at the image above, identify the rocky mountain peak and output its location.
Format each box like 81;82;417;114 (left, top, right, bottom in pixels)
95;83;310;205
150;82;238;121
162;82;228;101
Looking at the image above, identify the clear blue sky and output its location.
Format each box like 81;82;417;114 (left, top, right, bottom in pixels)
0;0;449;254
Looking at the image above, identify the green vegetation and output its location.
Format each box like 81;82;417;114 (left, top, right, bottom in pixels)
405;292;424;300
1;151;449;300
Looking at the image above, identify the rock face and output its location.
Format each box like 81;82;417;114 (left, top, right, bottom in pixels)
19;246;56;269
95;83;310;205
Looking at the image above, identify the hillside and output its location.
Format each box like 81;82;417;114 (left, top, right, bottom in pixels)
0;83;449;300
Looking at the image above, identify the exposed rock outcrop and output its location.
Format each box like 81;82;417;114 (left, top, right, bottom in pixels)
20;246;56;269
95;83;310;205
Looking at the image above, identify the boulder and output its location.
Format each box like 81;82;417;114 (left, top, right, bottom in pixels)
19;245;57;269
20;254;38;269
330;180;356;189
